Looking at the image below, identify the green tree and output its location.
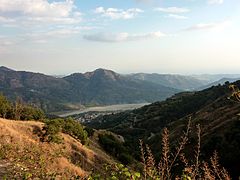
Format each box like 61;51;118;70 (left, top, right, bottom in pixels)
0;93;12;119
21;105;45;120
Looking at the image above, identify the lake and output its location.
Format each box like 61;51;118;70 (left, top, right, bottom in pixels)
57;103;149;117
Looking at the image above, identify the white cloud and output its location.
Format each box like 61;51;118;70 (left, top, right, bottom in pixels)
167;14;188;20
0;0;74;17
83;31;165;42
23;26;97;43
0;0;81;26
185;21;230;31
0;16;15;23
208;0;224;4
94;7;143;20
154;7;190;14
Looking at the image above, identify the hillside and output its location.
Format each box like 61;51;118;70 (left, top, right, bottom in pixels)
0;118;117;179
192;74;240;83
0;67;179;112
197;77;240;90
0;66;72;112
86;81;240;178
129;73;206;90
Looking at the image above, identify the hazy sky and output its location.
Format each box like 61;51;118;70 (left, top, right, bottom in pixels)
0;0;239;75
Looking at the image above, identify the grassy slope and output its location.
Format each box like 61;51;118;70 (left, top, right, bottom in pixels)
0;118;116;179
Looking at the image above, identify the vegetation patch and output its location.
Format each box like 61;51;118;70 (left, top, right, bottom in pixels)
98;133;134;165
0;94;44;121
42;118;88;145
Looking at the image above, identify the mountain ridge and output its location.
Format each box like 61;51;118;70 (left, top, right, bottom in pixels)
1;66;239;113
0;67;179;112
129;73;206;90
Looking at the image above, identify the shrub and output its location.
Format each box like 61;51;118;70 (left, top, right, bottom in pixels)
63;118;88;145
88;163;141;180
42;118;88;145
119;153;134;165
20;105;45;121
84;127;95;137
42;119;63;143
98;133;134;165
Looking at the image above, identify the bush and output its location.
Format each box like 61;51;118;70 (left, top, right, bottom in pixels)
47;134;63;144
20;105;45;121
119;153;134;165
88;163;141;180
63;118;88;145
42;118;63;143
98;133;134;164
84;127;95;137
42;118;88;145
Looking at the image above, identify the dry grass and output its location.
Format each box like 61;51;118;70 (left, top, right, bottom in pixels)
139;118;231;180
0;118;115;179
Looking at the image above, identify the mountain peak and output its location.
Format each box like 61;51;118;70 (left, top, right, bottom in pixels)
94;68;116;74
84;68;120;81
0;66;15;72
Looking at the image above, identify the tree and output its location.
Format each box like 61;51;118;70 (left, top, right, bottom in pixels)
21;105;45;120
13;97;24;120
0;93;12;119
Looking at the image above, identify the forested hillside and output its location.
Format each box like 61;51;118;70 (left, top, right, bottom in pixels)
87;81;240;178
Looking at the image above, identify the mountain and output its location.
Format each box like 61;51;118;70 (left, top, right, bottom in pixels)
197;77;240;90
0;67;179;112
0;66;14;72
129;73;206;90
0;66;72;112
192;74;240;84
87;81;240;178
63;68;179;105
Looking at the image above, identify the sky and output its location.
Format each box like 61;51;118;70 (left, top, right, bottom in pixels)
0;0;239;75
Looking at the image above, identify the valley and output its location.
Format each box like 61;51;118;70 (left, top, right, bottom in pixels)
0;66;240;179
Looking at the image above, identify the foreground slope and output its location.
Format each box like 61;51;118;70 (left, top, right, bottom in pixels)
0;118;116;179
87;81;240;178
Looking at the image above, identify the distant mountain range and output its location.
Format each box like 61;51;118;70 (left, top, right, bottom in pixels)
128;73;206;90
0;66;240;112
0;67;178;112
197;77;240;90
